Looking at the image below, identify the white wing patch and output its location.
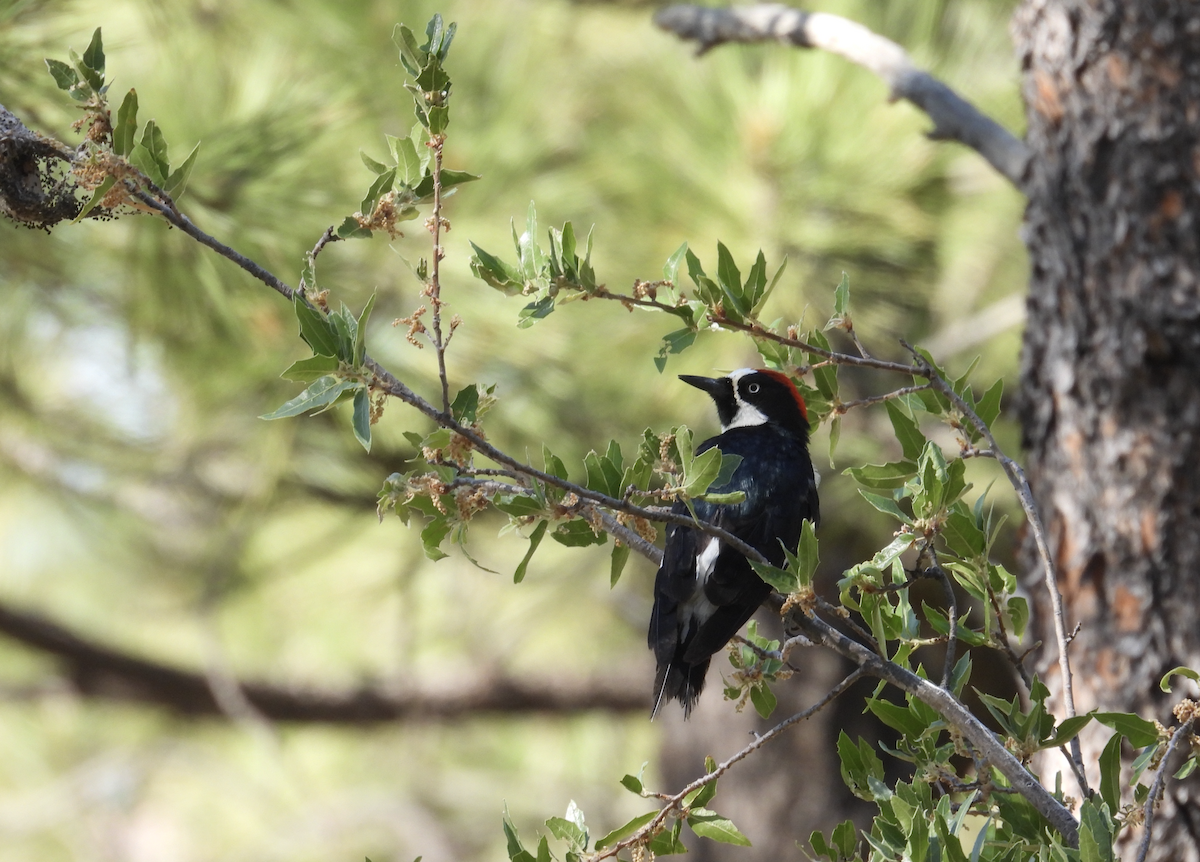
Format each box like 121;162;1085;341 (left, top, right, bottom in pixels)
680;537;721;638
696;536;721;585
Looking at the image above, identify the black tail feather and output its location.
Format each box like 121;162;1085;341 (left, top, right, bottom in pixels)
651;655;711;719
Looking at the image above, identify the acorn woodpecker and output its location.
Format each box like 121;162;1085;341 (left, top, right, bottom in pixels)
648;368;819;717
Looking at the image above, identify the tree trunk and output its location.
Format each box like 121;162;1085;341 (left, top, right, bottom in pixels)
1013;1;1200;857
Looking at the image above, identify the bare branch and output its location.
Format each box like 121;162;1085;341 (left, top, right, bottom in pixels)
653;4;1030;186
0;601;647;722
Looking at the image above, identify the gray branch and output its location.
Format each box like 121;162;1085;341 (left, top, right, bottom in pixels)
654;4;1030;186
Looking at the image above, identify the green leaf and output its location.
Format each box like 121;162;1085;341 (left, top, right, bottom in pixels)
352;387;372;451
517;296;555;329
610;543;631;587
974;378;1004;429
294;295;340;357
1007;595;1030;640
451;384;481;425
680;447;721;496
412;168;480;201
392;23;423;74
45;58;81;94
81;27;105;81
164;141;200;198
545;817;585;849
282;354;341;383
420;517;452;562
647;819;687;856
595;812;656;850
428;105;450;135
885;401;926;462
513;521;548;583
749;683;777;719
749;560;798;595
791;519;819;587
469;242;523;294
753;255;787;315
260;376;355;420
353;292;377;366
687;809;751;846
654;328;698;372
619;773;643;795
393;134;423;186
663;242;688;284
1079;798;1115;862
71;175;116;223
742;251;768;312
112;89;139;156
141;119;170;175
1094;712;1160;748
942;506;986;557
337;216;372;239
1043;713;1094;749
360;167;396;213
698;491;746;505
846;460;918;490
70;44;101;92
130;120;169;185
542;445;569;482
552;519;605;548
360;148;391;175
858;490;913;524
502;812;537;862
1159;666;1200;692
833;272;850;318
1175;756;1198;780
714;242;744;314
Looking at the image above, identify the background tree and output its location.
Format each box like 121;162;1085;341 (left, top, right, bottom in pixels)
1012;2;1200;859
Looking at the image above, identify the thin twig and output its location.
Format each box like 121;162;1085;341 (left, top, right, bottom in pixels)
653;4;1030;185
1135;715;1197;862
986;587;1032;690
833;383;932;415
427;134;451;414
592;668;865;860
129;188;296;300
917;545;957;689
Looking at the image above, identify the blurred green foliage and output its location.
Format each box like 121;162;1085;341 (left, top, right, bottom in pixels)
0;0;1026;859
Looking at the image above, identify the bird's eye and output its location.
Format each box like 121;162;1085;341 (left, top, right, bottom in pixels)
747;383;761;394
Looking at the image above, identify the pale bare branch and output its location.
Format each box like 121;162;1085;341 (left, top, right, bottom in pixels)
654;4;1030;186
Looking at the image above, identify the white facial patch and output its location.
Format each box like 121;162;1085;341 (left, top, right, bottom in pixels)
721;368;769;431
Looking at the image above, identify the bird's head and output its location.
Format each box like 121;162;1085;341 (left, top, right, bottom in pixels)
679;369;809;436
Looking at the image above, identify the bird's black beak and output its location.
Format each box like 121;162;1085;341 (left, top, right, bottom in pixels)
678;374;726;397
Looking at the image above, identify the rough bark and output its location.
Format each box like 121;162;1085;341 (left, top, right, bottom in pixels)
1013;1;1200;858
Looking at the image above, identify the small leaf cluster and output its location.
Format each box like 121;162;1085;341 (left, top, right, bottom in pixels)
841;397;1027;658
722;621;788;720
341;16;478;240
261;293;379;451
470;203;599;329
44;28;199;219
503;762;752;862
826;668;1103;862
